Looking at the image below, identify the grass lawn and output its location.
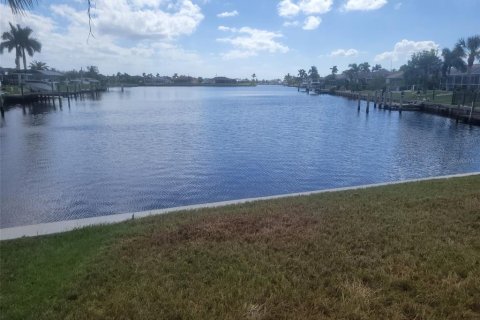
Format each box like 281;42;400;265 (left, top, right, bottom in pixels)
1;176;480;319
355;90;454;105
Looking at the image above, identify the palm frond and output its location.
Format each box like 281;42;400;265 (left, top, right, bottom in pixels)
3;0;37;14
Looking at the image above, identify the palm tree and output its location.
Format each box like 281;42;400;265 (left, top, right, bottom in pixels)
3;23;42;72
330;66;338;75
298;69;307;82
372;64;382;72
308;66;319;81
29;60;48;70
359;62;370;73
0;23;22;70
457;35;480;73
441;45;466;77
251;73;256;82
19;24;41;71
3;0;36;13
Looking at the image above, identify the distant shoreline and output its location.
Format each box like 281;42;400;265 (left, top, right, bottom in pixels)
109;83;260;88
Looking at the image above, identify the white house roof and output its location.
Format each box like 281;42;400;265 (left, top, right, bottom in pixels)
32;70;64;77
386;71;404;79
449;64;480;75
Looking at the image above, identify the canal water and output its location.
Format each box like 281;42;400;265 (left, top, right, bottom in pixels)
1;86;479;228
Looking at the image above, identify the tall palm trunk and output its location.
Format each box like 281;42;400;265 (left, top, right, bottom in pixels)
22;47;27;71
467;55;475;74
15;45;21;70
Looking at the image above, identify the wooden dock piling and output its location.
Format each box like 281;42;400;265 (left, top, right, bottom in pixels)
468;92;476;124
389;91;393;111
366;93;370;113
399;94;403;114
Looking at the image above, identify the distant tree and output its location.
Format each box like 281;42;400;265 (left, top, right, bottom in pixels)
297;69;307;81
457;35;480;73
372;64;382;72
283;73;298;86
401;49;442;90
29;60;49;70
85;66;99;77
173;73;178;79
308;66;319;81
251;73;256;82
441;45;466;77
330;65;338;75
343;63;360;91
359;62;370;73
347;63;359;73
0;23;41;71
156;73;160;78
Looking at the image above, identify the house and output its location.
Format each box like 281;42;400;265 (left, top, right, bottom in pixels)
144;76;173;85
30;69;64;81
445;64;480;91
386;71;404;91
202;78;215;84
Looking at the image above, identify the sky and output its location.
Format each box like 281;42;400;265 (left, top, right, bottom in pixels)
0;0;479;79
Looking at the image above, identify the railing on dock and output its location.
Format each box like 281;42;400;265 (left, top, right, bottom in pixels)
300;89;480;125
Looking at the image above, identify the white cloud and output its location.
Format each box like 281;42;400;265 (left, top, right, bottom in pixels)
302;16;321;30
0;3;204;75
52;0;204;40
217;10;239;18
278;0;332;17
218;25;233;32
343;0;388;11
394;2;402;10
330;48;359;57
283;20;300;27
217;27;289;60
278;0;301;17
300;0;333;14
374;39;439;62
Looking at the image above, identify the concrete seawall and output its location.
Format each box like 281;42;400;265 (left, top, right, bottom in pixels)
1;172;478;241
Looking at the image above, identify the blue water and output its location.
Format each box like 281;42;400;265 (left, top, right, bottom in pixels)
1;86;479;228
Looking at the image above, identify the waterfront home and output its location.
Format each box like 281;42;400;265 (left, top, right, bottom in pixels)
386;71;404;91
445;64;480;91
144;76;173;85
30;69;64;81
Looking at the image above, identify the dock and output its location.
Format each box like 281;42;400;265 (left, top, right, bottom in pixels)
0;84;107;117
312;89;480;125
2;87;106;104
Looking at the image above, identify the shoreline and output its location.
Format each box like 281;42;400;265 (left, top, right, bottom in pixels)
315;89;480;125
2;173;479;319
1;171;478;241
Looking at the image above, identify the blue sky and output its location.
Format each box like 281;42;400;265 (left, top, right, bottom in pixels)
1;0;479;78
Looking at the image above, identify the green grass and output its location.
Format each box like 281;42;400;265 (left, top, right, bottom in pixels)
355;90;453;104
354;89;480;108
1;176;480;319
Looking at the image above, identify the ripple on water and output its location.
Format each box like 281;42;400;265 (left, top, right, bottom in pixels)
1;86;480;227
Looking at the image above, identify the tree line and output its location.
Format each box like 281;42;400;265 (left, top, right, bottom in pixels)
284;35;480;91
